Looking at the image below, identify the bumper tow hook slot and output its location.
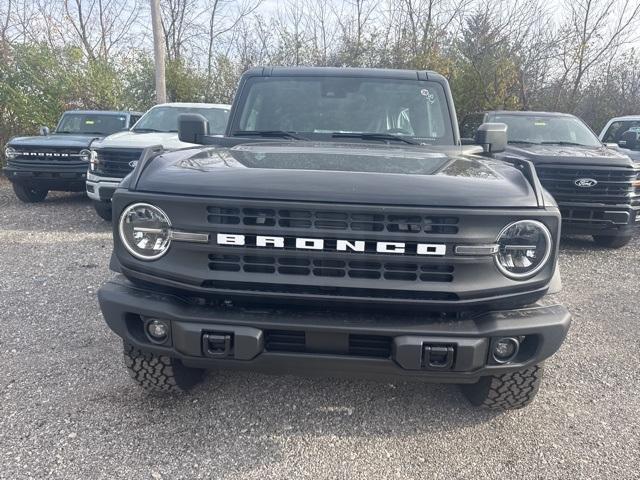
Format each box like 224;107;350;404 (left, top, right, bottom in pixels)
423;345;455;370
202;333;233;358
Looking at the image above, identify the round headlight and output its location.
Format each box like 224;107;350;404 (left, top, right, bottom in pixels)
495;220;552;279
4;146;18;160
119;203;172;260
79;149;92;162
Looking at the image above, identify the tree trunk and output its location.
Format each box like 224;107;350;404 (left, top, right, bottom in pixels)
150;0;167;104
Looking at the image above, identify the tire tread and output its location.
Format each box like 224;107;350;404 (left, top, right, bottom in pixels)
122;342;203;393
462;364;544;410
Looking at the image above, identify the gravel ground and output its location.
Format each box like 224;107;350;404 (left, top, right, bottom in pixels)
0;177;639;480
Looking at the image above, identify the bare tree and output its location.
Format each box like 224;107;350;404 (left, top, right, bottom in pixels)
61;0;141;60
555;0;640;110
204;0;262;80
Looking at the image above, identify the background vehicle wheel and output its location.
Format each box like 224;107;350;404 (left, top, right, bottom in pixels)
93;201;113;221
123;342;205;393
592;234;633;249
461;364;544;410
12;183;48;203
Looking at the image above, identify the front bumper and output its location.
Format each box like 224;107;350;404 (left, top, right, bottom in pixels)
3;164;87;191
86;172;122;201
558;201;640;235
99;276;571;383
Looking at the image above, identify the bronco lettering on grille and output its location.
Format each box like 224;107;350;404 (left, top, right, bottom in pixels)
216;233;447;256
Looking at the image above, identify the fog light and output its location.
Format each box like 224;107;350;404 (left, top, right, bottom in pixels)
492;337;520;363
147;319;169;340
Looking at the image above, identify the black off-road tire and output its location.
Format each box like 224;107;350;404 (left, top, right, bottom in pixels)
93;200;113;222
123;342;204;393
461;364;544;410
12;183;48;203
592;233;633;249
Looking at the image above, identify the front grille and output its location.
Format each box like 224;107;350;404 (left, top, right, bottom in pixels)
209;254;454;283
536;164;639;206
10;147;83;165
124;197;557;307
207;206;459;234
200;280;459;301
94;148;143;177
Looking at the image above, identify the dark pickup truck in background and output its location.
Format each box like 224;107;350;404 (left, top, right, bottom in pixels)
461;111;640;248
98;67;570;410
3;110;141;203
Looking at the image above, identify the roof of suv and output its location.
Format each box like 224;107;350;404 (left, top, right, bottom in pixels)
483;110;576;118
243;66;448;83
64;110;143;115
604;115;640;122
153;102;230;110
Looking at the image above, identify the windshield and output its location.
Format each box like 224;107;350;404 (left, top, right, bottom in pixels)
234;76;454;144
56;113;127;135
601;120;640;144
133;106;229;134
493;114;601;147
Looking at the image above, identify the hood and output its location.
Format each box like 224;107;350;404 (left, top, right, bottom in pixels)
93;130;198;150
607;145;640;163
503;144;635;168
8;134;100;149
132;142;539;208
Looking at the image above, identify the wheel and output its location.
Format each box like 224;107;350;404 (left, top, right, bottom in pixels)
461;364;544;410
12;183;48;203
123;342;205;393
592;233;633;248
93;201;113;222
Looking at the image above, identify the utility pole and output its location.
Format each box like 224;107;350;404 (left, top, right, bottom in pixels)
150;0;167;103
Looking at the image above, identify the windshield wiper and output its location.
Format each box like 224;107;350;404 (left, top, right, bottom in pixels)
508;140;539;145
132;127;164;133
232;130;308;140
331;132;420;145
540;141;587;146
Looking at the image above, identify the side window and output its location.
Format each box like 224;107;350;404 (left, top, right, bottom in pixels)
129;115;142;128
460;114;483;140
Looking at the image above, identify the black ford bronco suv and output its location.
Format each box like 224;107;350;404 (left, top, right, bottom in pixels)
461;111;640;248
98;68;571;410
3;110;141;202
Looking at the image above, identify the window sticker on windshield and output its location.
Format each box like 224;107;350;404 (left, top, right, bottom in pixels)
85;120;95;125
420;89;436;104
534;121;547;126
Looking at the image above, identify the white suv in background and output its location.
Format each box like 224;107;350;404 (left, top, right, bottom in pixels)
87;102;230;220
599;115;640;161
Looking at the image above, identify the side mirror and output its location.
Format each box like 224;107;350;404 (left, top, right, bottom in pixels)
618;130;639;150
178;113;208;144
39;126;50;136
475;122;507;153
